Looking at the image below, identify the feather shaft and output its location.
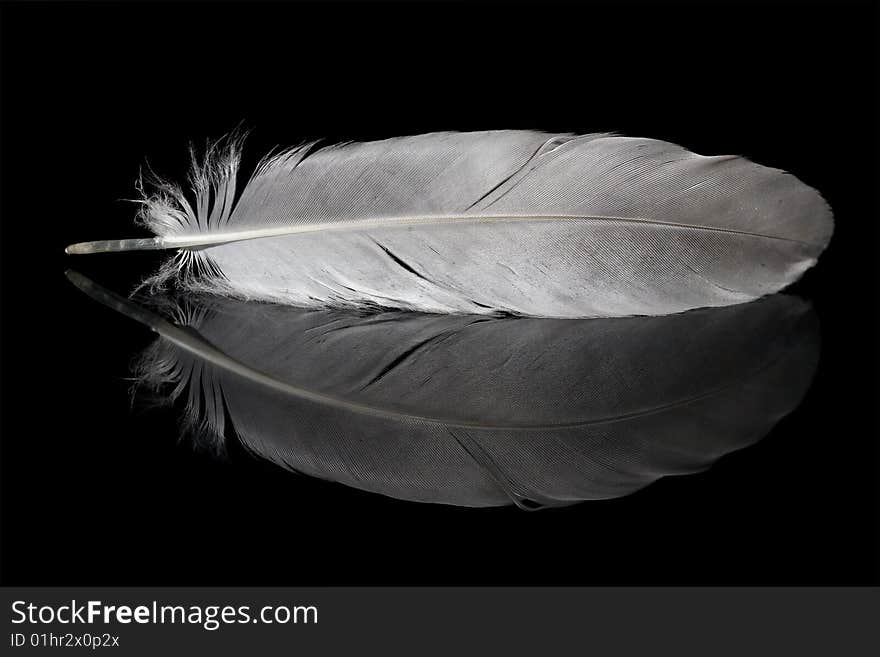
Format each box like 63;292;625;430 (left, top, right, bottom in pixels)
65;213;817;255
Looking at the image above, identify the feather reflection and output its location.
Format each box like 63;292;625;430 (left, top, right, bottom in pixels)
68;272;819;509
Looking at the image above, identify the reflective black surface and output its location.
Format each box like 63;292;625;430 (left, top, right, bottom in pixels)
1;1;877;585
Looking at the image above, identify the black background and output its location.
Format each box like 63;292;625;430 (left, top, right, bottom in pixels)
1;1;877;585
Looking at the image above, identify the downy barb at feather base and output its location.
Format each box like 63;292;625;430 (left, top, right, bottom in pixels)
66;131;833;318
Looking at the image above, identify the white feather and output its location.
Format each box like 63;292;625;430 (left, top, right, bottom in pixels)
67;130;833;318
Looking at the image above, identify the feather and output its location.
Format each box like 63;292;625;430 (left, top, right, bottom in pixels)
66;130;832;318
67;271;819;508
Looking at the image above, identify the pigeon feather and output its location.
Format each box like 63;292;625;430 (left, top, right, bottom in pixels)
66;130;833;318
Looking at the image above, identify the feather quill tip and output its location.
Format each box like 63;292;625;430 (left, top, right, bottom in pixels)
65;237;166;254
